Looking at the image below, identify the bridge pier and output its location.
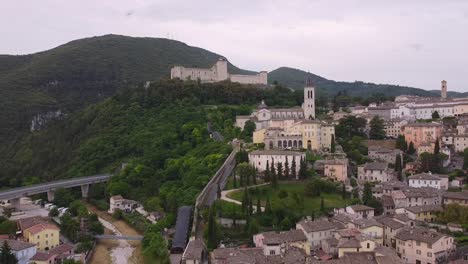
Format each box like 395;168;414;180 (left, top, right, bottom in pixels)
47;190;55;202
81;184;90;199
10;198;21;210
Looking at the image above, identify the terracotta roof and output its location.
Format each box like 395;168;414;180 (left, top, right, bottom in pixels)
48;243;74;255
404;122;443;128
376;217;405;230
338;238;361;248
444;191;468;201
17;216;49;231
349;205;374;212
408;173;443;181
31;251;54;262
404;205;443;214
297;219;343;233
395;228;447;245
261;230;307;245
0;239;35;251
25;223;59;235
363;162;388;171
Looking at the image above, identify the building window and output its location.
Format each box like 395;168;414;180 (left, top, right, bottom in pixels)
417;249;421;255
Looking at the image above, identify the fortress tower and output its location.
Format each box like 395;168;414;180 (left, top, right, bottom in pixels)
215;57;228;81
303;78;316;119
441;80;447;99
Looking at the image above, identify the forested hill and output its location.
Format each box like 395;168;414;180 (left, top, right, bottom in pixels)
0;34;253;152
0;80;299;208
268;67;468;98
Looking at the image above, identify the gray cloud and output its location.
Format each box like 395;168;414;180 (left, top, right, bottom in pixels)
1;0;467;91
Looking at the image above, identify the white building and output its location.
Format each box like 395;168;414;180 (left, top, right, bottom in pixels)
0;239;37;264
408;173;449;190
454;135;468;152
171;57;267;85
334;205;375;219
109;195;138;214
248;150;305;179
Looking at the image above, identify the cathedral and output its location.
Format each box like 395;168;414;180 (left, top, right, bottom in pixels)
236;80;335;151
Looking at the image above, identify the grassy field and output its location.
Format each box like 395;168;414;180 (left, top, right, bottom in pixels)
227;181;347;216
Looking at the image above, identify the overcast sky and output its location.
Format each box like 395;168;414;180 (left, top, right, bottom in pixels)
2;0;468;91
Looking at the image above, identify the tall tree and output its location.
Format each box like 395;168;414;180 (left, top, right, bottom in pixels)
369;116;386;140
394;153;403;181
341;184;346;199
284;157;290;179
432;111;440;119
407;141;416;155
0;241;18;264
271;168;278;189
434;139;440;154
362;182;373;205
464;148;468;170
256;198;262;215
270;158;276;179
206;207;219;250
396;135;407;151
265;196;272;214
298;157;307;180
252;166;257;185
291;156;297;179
320;196;325;212
277;162;283;180
265;160;271;182
331;135;336;153
217;184;221;199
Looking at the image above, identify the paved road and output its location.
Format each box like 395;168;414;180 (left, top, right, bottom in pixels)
0;174;111;200
95;235;143;241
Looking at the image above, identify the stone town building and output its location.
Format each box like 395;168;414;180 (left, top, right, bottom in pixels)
376;215;410;249
395;205;442;223
334;205;375;219
408;173;449;190
454;134;468;152
171;57;267;84
402;122;443;149
296;219;345;247
253;230;309;256
358;162;395;182
384;119;408;138
182;239;206;264
368;146;403;164
248;150;305;179
443;191;468;206
395;228;454;264
322;159;349;183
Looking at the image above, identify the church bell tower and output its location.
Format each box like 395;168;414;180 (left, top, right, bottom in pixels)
441;80;447;99
303;78;316;120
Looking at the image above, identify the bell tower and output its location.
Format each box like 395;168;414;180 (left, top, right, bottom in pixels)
303;78;316;120
441;80;447;99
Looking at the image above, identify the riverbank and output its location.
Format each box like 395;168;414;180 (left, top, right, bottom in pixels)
84;202;144;264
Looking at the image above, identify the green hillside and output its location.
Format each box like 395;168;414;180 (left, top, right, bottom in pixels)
269;67;468;97
0;34;253;151
0;80;299;208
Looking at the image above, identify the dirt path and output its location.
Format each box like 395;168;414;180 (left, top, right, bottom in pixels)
84;202;143;264
221;183;269;212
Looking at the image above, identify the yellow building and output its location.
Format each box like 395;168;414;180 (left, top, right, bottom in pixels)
338;238;376;258
253;128;266;144
323;159;348;183
24;223;60;250
454;103;468;116
396;205;442;222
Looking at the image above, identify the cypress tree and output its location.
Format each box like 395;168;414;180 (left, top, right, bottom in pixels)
206;207;218;250
0;241;18;264
265;160;271;182
284;157;290;179
291;156;297;179
252;166;257;185
395;153;402;181
217;184;221;199
341;184;346;199
277;162;283;180
272;169;278;189
331;134;336;153
265;196;272;214
407;141;416;155
270;158;276;179
320;196;325;212
434;138;440;154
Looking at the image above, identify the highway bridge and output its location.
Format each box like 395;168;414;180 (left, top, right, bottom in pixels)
0;174;111;207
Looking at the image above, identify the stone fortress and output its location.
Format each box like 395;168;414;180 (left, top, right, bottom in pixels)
171;57;268;85
236;79;335;151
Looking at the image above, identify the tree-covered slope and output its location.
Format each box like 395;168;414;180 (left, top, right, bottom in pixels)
269;67;467;97
0;34;253;150
0;80;300;207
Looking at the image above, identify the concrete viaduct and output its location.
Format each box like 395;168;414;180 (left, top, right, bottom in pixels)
0;174;111;208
